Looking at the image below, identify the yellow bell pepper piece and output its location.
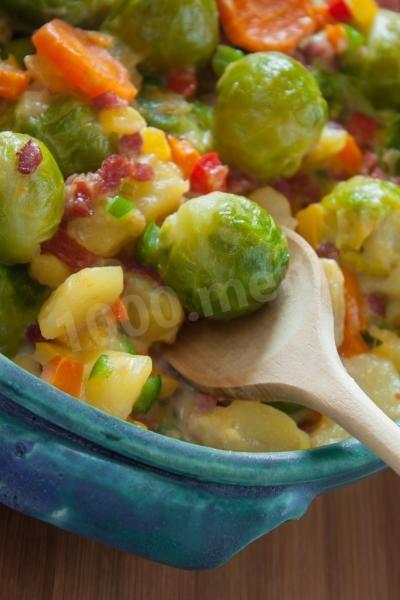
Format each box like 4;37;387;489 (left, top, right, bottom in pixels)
296;203;326;249
346;0;378;33
141;127;172;162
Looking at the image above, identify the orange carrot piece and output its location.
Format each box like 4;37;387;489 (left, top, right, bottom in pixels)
168;137;201;178
325;24;347;52
111;298;129;323
339;267;369;358
41;356;84;398
0;61;30;100
32;19;136;101
333;134;363;177
217;0;317;53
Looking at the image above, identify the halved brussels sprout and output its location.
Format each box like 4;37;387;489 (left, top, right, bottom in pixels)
344;10;400;110
15;93;112;177
321;176;400;276
0;264;48;356
214;52;327;180
104;0;218;74
0;131;64;264
1;0;118;31
136;192;289;319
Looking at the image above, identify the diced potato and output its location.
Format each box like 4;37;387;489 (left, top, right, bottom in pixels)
302;125;347;171
185;400;310;452
30;253;71;289
67;203;146;257
120;155;189;223
156;371;179;399
320;258;345;347
310;416;350;447
38;267;124;342
98;106;146;135
371;326;400;372
296;203;326;249
141;127;172;162
345;353;400;420
85;351;152;419
124;271;184;346
249;186;297;230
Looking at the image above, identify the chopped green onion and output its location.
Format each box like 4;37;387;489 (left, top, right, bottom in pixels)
134;374;161;414
90;354;114;379
107;195;135;219
135;221;161;268
343;25;365;54
118;334;137;355
212;45;244;78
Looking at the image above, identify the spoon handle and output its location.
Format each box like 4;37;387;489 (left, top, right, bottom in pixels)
309;366;400;475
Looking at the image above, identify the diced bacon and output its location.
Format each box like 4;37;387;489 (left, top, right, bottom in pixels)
119;132;143;155
367;293;386;317
131;162;155;181
41;228;97;272
227;172;257;195
347;112;378;149
167;68;197;98
16;139;43;175
64;175;95;219
91;91;128;109
26;323;46;344
316;242;339;261
97;154;133;193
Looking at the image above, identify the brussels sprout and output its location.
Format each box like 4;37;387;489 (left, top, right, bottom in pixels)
0;132;64;264
137;192;289;319
343;10;400;109
214;52;327;181
104;0;218;74
15;93;112;178
0;264;47;357
322;176;400;250
1;0;118;32
313;68;374;120
137;86;213;152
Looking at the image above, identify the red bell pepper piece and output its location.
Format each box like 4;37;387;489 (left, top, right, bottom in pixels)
328;0;352;22
190;152;228;194
167;68;197;98
347;112;378;149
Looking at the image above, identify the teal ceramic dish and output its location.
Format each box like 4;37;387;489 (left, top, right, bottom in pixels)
0;354;385;569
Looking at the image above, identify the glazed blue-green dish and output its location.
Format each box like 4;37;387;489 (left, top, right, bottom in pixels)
0;355;385;569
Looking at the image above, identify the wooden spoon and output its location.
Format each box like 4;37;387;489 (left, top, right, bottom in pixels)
164;228;400;474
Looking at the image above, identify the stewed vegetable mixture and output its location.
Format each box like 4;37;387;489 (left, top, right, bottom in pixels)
1;0;400;452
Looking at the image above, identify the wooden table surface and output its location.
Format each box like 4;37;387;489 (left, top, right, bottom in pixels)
1;469;399;600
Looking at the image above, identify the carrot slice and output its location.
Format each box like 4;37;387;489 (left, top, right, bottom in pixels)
169;137;201;178
41;355;84;398
217;0;317;53
111;298;129;323
332;134;363;178
32;19;136;101
339;267;369;358
0;61;30;100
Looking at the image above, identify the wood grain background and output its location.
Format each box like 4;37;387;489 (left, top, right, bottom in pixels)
0;469;399;600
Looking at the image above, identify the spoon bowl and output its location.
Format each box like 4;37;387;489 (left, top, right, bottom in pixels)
165;229;400;474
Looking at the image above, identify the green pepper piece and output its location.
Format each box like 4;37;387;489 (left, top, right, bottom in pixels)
90;355;114;379
212;44;244;78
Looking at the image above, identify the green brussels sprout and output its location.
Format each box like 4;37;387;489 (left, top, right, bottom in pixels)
322;176;400;249
313;68;374;121
0;264;47;357
15;94;112;177
1;0;118;32
0;131;64;264
213;52;327;181
137;86;213;152
136;192;289;319
321;176;400;276
343;10;400;109
104;0;218;74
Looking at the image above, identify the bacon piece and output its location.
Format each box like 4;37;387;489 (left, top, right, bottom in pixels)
91;91;128;109
16;140;43;175
41;228;97;272
367;293;386;317
26;323;45;344
97;154;133;193
131;162;155;181
316;242;339;261
119;132;143;155
64;176;96;219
